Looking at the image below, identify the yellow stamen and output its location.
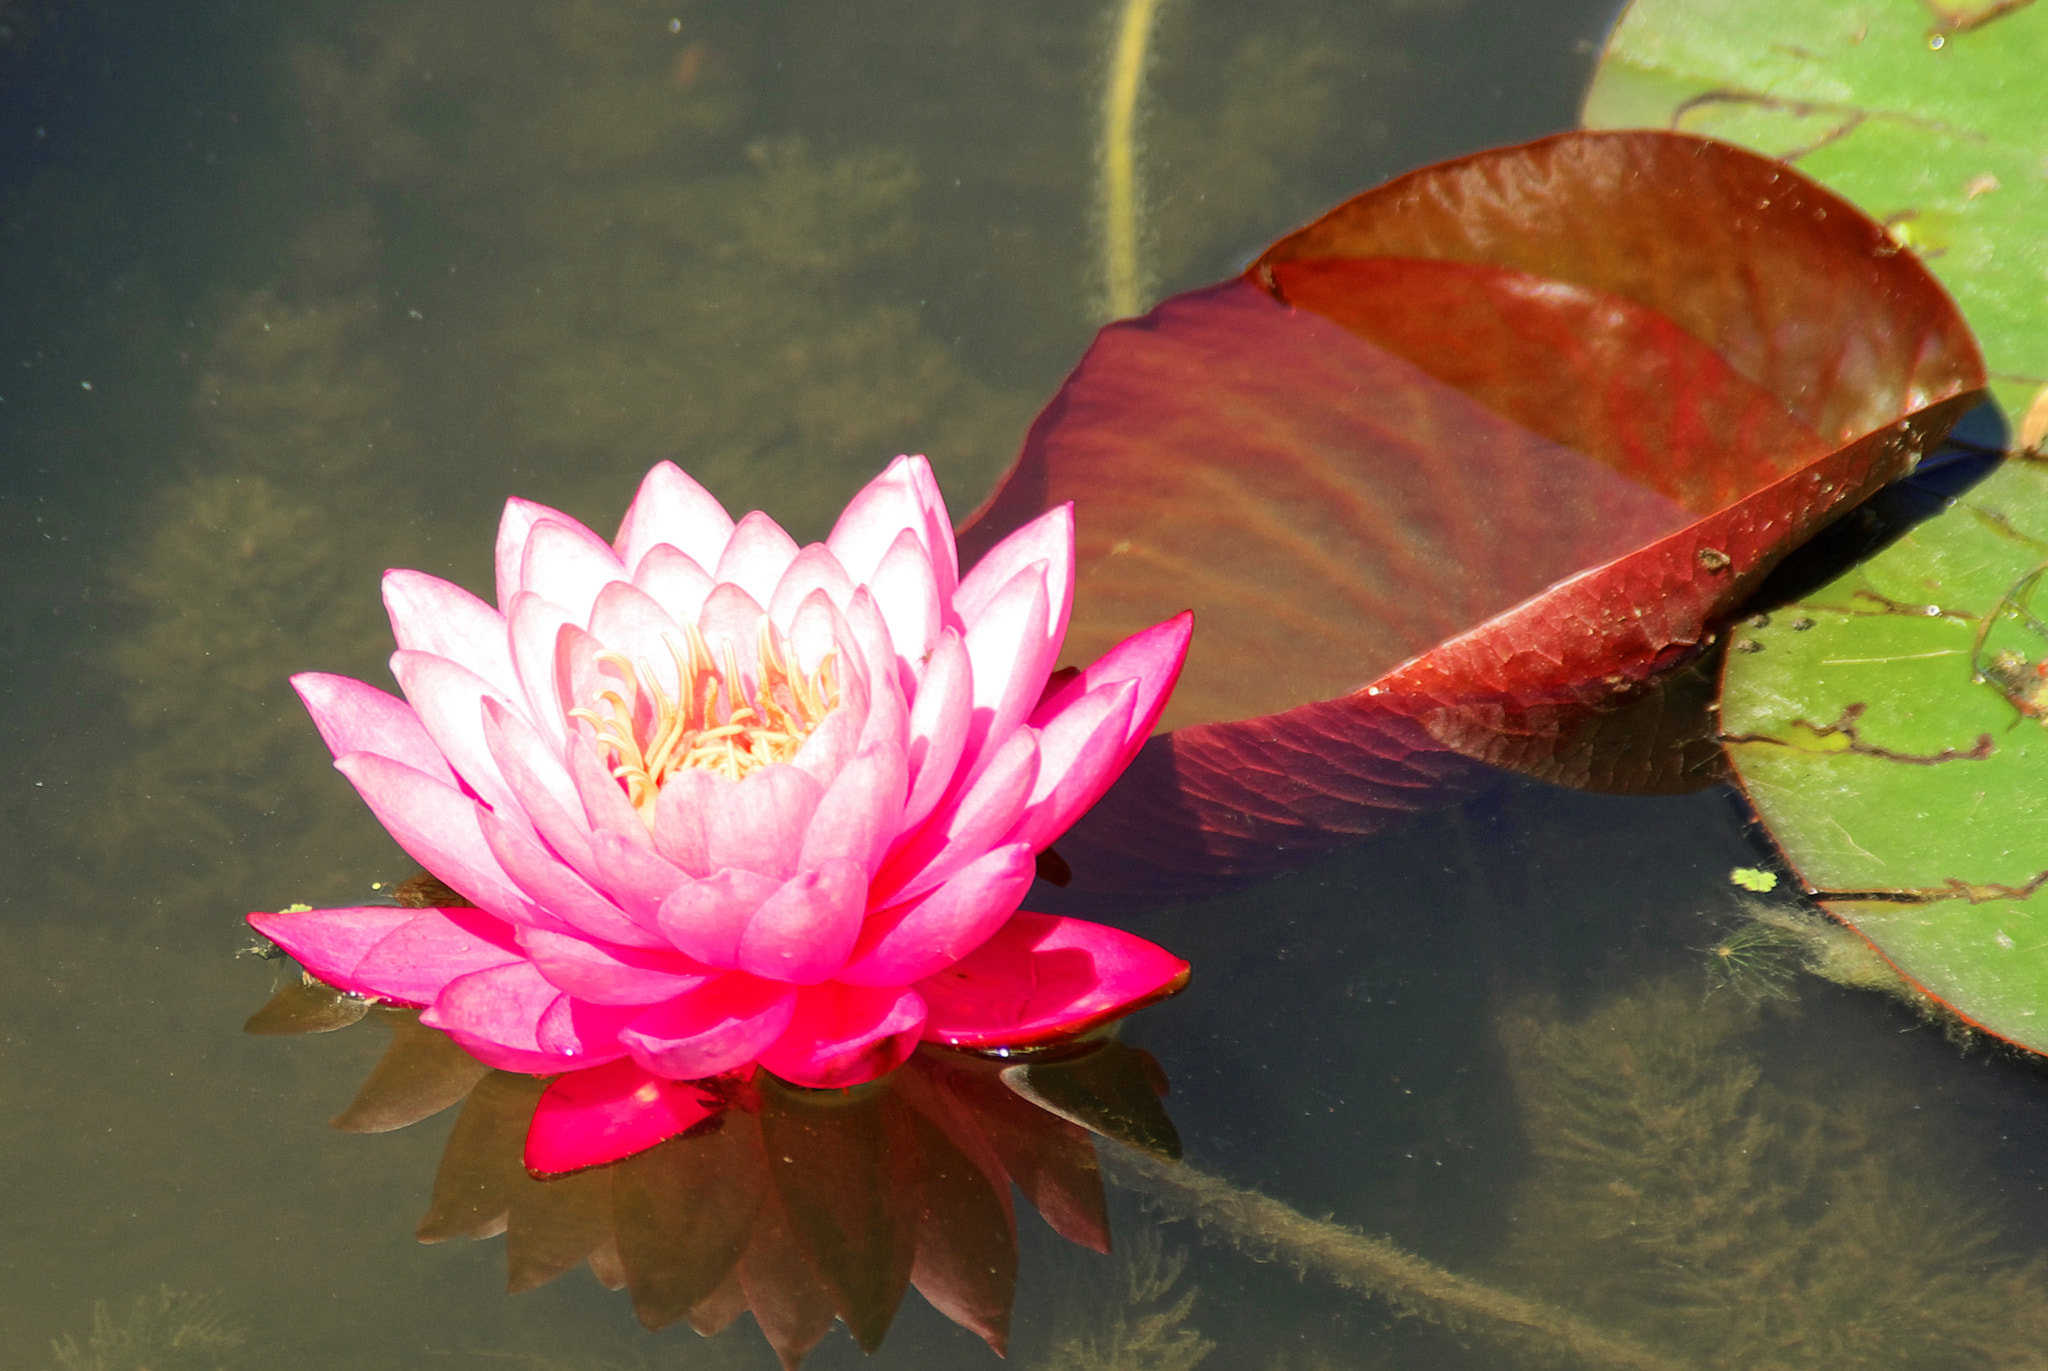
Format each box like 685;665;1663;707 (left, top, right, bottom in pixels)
568;620;839;825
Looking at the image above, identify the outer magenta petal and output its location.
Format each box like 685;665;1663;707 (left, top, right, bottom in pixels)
917;912;1190;1048
246;906;417;995
757;983;926;1089
517;926;714;1005
388;649;521;821
1030;611;1192;752
505;591;577;745
874;728;1039;905
525;1058;724;1176
290;672;454;785
837;843;1035;987
655;867;781;968
613;460;736;574
1005;682;1137;854
423;961;632;1072
953;503;1073;649
350;906;527;1005
331;751;537;921
901;630;973;830
734;858;867;985
478;809;663;946
956;565;1055;777
618;975;797;1079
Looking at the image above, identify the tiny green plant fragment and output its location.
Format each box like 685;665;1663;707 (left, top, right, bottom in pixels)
1721;458;2048;1052
1584;0;2048;418
1729;867;1778;892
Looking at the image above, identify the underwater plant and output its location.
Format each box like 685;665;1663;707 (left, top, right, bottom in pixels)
1042;1227;1213;1371
1495;975;2048;1368
49;1287;244;1371
250;456;1192;1172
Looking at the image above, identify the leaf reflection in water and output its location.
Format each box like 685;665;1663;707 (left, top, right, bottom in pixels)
245;976;1180;1370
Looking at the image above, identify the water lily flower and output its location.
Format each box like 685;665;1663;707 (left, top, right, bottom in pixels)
250;457;1190;1165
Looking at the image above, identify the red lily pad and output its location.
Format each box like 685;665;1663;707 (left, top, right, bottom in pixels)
960;130;1983;905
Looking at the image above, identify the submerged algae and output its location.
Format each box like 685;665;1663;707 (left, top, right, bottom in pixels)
1496;975;2048;1368
50;1287;244;1371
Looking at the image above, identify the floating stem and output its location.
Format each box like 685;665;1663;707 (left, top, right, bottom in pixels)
1103;1147;1696;1371
1097;0;1167;320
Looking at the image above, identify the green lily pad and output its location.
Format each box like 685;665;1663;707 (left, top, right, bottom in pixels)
1584;0;2048;418
1721;457;2048;1050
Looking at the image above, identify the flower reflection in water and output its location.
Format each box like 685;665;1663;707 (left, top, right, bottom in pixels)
247;973;1180;1369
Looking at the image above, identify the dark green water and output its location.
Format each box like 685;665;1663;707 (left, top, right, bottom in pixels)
11;2;2048;1368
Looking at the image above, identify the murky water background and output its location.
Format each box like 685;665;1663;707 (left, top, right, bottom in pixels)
11;1;2048;1367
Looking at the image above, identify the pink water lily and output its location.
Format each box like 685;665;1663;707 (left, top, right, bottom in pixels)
250;457;1190;1171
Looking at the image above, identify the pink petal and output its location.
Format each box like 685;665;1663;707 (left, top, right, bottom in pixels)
479;809;667;947
246;905;417;994
525;1058;724;1176
522;518;627;624
767;543;857;628
827;455;957;605
388;649;521;822
900;631;972;831
505;592;577;746
1030;611;1192;751
632;543;716;626
494;496;588;613
651;765;725;876
875;728;1039;905
585;825;691;927
841;588;911;756
291;672;454;785
332;752;537;922
925;909;1196;1049
735;858;867;985
618;975;796;1079
562;719;656;854
586;579;688;683
786;705;863;792
480;697;595;872
953;503;1072;648
836;844;1035;987
797;742;909;875
757;983;925;1089
654;866;781;967
1005;682;1137;854
713;510;802;609
383;569;518;699
517;926;714;1004
696;582;768;687
918;913;1190;1048
956;564;1057;781
613;461;736;573
865;528;944;672
423;960;634;1072
704;764;825;880
350;906;528;1004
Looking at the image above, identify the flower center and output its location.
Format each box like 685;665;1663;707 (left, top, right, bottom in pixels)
569;619;839;823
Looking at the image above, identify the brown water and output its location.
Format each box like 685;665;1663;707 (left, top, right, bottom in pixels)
11;2;2048;1368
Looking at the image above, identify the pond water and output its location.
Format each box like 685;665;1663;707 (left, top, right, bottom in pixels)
9;1;2048;1368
